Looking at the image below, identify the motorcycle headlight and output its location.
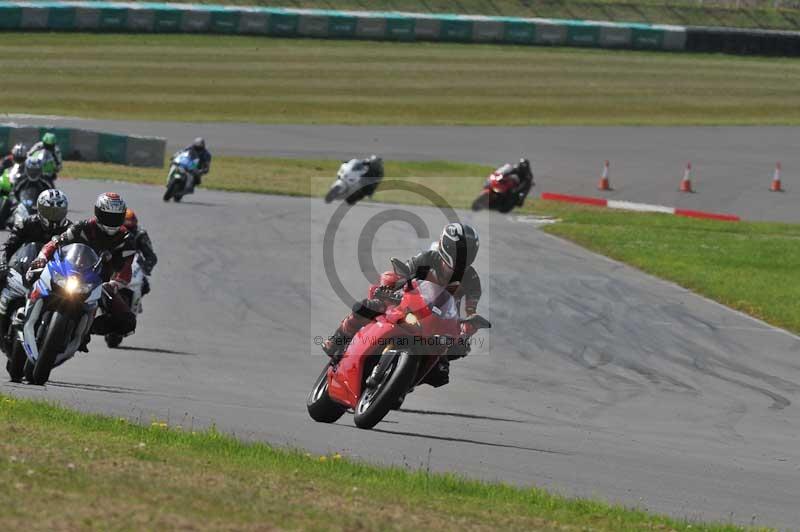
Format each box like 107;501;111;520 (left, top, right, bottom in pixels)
403;313;420;326
54;274;90;295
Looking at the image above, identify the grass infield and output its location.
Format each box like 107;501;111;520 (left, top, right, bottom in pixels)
0;393;751;531
3;33;800;126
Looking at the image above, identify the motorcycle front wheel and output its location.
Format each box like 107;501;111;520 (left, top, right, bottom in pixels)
163;177;180;202
471;193;490;212
353;351;418;430
30;311;69;385
306;365;347;423
105;333;123;349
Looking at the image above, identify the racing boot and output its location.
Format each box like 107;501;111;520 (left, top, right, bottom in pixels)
321;327;351;363
78;333;90;353
421;358;450;388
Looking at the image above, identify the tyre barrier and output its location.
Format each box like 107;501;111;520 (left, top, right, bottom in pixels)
1;3;797;56
0;124;165;168
0;1;686;52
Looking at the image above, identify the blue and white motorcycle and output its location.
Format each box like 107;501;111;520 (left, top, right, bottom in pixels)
15;244;105;385
163;150;200;203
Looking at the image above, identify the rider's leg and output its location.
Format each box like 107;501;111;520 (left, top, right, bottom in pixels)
91;290;137;336
0;289;11;354
322;298;385;360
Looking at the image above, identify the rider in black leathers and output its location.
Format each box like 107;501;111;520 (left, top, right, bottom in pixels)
182;137;211;192
0;189;71;352
495;158;534;207
323;223;482;387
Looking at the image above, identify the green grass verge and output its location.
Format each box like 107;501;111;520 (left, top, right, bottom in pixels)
130;0;800;32
63;157;494;197
0;394;751;531
531;201;800;334
4;33;800;125
66;157;800;334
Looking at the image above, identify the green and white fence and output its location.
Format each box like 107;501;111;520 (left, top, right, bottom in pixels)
1;2;797;55
0;2;687;51
0;124;165;167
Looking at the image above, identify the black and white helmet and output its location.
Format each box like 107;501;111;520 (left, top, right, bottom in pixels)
11;143;28;164
94;192;127;235
37;189;69;230
437;223;479;276
192;137;206;151
366;155;384;177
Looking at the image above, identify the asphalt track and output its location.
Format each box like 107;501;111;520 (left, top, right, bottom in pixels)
2;179;800;528
3;115;799;222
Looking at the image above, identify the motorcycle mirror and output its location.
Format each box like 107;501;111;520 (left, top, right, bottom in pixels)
390;257;411;278
461;315;492;330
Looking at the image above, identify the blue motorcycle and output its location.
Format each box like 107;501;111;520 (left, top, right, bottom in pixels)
17;244;104;385
163;150;200;203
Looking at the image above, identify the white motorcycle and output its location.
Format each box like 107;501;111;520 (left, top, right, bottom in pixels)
104;254;146;349
324;156;384;205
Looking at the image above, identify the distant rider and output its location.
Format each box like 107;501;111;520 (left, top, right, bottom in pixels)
494;158;534;207
1;143;27;173
323;222;482;387
27;192;138;348
0;189;71;352
181;137;211;192
27;133;63;176
123;208;157;297
13;151;57;199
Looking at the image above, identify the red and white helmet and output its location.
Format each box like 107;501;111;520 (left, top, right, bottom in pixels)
94;192;127;235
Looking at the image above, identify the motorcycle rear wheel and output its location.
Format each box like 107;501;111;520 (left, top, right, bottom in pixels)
353;351;418;430
307;365;347;423
105;333;123;349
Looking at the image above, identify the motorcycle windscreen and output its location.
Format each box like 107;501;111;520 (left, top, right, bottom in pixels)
177;152;199;172
59;243;100;273
9;242;41;275
339;159;366;185
413;280;459;321
18;185;39;206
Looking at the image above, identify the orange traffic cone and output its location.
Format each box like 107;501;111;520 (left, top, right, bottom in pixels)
598;160;612;191
770;162;784;192
679;162;694;193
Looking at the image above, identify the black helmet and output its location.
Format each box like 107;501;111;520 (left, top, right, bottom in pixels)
437;223;479;279
518;158;531;171
192;137;206;151
366;155;384;177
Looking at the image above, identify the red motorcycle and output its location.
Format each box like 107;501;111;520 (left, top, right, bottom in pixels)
307;259;491;430
471;164;529;213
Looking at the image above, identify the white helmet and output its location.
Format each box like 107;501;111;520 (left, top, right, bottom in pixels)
37;189;69;230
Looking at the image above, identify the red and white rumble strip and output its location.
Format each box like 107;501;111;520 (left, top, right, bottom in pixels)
540;192;740;222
